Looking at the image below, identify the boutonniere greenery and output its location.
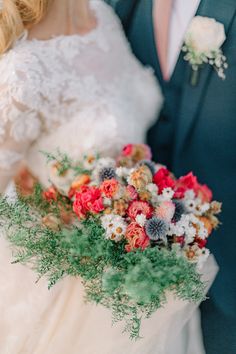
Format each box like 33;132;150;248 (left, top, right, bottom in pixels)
182;16;228;86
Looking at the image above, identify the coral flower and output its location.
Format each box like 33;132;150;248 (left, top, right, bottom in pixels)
73;186;104;219
156;201;176;222
100;178;119;198
125;222;150;252
128;200;153;220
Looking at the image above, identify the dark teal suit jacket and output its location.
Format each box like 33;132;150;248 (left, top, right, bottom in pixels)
106;0;236;352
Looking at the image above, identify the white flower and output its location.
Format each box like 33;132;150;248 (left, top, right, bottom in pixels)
146;183;158;195
183;16;228;82
116;167;130;179
103;197;112;207
197;202;210;215
135;214;147;227
101;214;127;242
184;199;197;213
169;214;196;243
158;187;174;202
183;244;210;269
185;16;226;54
184;190;196;200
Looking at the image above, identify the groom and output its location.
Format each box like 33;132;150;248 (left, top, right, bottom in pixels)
106;0;236;353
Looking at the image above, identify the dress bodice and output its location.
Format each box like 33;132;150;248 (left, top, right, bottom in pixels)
0;0;162;187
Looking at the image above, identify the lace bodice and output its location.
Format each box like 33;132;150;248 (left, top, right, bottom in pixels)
0;0;162;190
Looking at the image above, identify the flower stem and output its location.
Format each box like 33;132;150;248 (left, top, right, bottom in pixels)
190;69;200;87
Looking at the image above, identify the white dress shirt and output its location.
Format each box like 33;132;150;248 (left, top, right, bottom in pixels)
168;0;201;77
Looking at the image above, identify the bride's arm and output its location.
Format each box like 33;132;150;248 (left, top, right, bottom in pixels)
0;85;41;194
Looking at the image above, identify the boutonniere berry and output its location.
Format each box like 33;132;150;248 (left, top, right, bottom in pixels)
182;16;228;86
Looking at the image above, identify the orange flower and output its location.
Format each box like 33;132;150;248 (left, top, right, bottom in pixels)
197;216;213;236
129;165;152;190
71;175;91;189
68;175;91;198
100;178;119;198
113;199;128;216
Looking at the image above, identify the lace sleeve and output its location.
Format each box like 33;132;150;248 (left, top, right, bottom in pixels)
0;80;42;193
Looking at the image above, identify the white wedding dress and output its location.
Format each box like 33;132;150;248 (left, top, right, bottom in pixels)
0;1;217;353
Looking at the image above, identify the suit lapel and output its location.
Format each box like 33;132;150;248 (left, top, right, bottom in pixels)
175;0;236;153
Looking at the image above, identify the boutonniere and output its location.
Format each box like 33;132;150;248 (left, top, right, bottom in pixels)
182;16;228;86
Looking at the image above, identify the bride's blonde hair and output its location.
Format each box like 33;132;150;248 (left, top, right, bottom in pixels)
0;0;51;54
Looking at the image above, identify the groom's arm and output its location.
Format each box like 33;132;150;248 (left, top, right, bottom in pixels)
105;0;139;34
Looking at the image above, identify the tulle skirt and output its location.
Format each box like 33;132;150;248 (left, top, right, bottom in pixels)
0;230;218;354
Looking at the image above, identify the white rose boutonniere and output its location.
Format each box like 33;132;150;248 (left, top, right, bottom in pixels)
182;16;228;86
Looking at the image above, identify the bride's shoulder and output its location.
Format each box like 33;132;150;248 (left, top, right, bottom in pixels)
0;38;43;87
93;0;124;30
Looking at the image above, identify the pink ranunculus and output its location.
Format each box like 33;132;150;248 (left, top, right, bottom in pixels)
153;168;175;194
125;222;150;252
127;200;153;220
156;201;176;222
73;186;104;219
126;185;138;200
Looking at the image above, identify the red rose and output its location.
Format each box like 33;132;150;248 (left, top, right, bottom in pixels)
153;168;175;194
174;186;186;199
176;172;212;202
73;186;104;220
122;144;133;157
125;222;150;252
195;238;207;249
177;172;198;190
127;201;153;220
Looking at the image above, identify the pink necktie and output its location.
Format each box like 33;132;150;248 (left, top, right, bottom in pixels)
153;0;173;81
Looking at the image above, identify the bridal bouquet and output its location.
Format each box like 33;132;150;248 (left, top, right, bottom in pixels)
0;144;221;339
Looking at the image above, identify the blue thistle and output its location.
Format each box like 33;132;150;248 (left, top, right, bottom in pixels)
137;160;156;175
172;200;186;223
99;167;116;182
145;217;168;241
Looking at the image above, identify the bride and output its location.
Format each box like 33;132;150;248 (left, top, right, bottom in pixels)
0;0;217;353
